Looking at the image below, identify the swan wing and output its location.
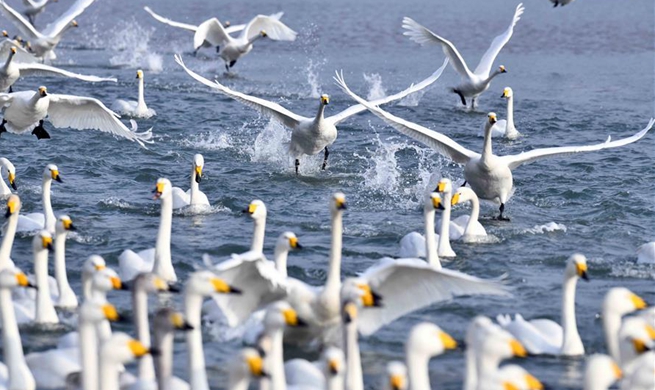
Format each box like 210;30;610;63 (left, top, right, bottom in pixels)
41;0;95;38
118;248;154;282
26;347;79;389
194;18;231;49
402;17;474;80
284;359;325;389
501;118;654;170
0;39;37;63
17;62;117;82
208;252;288;327
240;14;297;42
46;94;154;147
329;58;448;125
224;11;282;35
143;6;197;32
496;314;561;355
334;71;479;165
175;54;306;128
357;258;511;336
473;3;524;77
171;186;190;209
529;318;563;347
0;0;43;39
398;232;426;258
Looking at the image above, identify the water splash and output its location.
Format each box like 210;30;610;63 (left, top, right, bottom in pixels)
305;58;325;99
108;20;163;72
250;120;292;166
523;222;567;234
363;73;387;100
179;131;234;151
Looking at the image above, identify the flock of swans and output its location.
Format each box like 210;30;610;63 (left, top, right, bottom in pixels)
0;0;652;390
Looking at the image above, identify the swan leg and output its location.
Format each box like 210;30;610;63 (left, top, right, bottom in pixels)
8;86;12;93
452;89;467;106
225;62;230;72
229;60;237;68
497;203;510;221
31;120;50;139
215;46;220;53
471;97;478;110
295;159;300;175
321;147;329;170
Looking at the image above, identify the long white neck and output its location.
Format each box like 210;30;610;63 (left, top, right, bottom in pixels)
185;292;209;390
155;330;175;390
343;320;363;390
133;286;155;381
0;211;18;270
79;318;99;390
189;167;200;205
463;195;480;237
603;311;621;362
137;77;147;111
424;207;440;268
34;248;58;324
228;370;251;390
2;53;13;71
506;96;516;134
42;178;55;233
1;287;36;390
154;195;176;282
273;247;288;278
475;352;501;386
327;373;344;390
99;356;121;390
251;217;265;253
463;344;477;390
269;329;286;390
483;70;503;86
560;275;583;354
481;124;494;162
0;168;10;196
406;350;431;390
53;230;76;308
315;103;326;123
325;210;343;293
438;192;455;257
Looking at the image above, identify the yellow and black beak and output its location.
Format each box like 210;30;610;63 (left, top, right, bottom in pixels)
489;114;497;124
630;293;647;310
170;312;194;331
243;203;257;215
62;218;76;231
1;31;7;38
576;262;589;281
321;95;330;105
328;359;340;376
524;374;544;390
451;192;460;206
247;354;268;378
289;236;302;250
38;86;48;97
5;199;16;218
260;30;267;38
342;301;357;324
152;182;165;200
499;65;507;73
195;165;202;183
211;277;241;294
42;235;53;252
8;172;16;190
357;283;383;307
283;308;307;327
632;338;650;354
335;197;346;210
103;304;121;322
128;339;150;358
51;169;62;182
390;374;405;390
437;181;447;192
510;339;527;357
136;70;143;79
10;46;16;55
432;196;444;211
16;272;36;289
611;362;622;380
110;276;128;291
438;330;457;350
71;20;78;27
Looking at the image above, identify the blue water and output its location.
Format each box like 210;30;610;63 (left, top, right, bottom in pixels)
0;0;653;388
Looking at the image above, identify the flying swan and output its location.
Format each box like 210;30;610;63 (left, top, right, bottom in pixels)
334;71;655;220
402;3;524;109
176;54;449;173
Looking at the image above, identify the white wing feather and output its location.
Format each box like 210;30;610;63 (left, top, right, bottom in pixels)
18;62;117;82
328;58;449;125
0;0;42;39
175;54;306;128
194;18;231;49
143;6;198;32
41;0;96;38
501;118;654;170
240;14;297;42
284;359;325;389
46;94;153;147
0;39;37;63
357;258;511;336
333;71;479;165
473;3;524;77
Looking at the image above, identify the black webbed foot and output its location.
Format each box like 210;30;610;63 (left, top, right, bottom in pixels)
31;120;50;139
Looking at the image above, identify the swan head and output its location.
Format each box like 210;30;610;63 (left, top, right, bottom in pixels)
244;199;267;221
102;333;151;365
425;192;444;211
478;326;527;361
451;187;476;207
92;267;126;294
436;178;452;195
619;316;655;355
488;112;498;125
603;287;647;319
152;178;172;200
44;164;61;182
498;65;507;74
264;301;307;331
320;94;330;105
495;365;543;390
385;361;407;390
331;192;346;213
466;315;494;346
0;267;35;289
0;157;17;190
259;30;267;38
4;194;20;218
133;272;179;294
1;31;7;38
186;270;241;297
320;347;345;378
33;230;53;253
276;231;302;252
193;153;204;183
230;348;268;381
82;255;106;279
136;69;143;79
71;20;78;28
154;308;194;333
565;253;589;281
9;46;16;56
341;278;383;310
584;354;622;390
406;323;457;358
79;301;121;324
55;215;76;234
501;87;513;99
38;86;48;98
223;21;231;27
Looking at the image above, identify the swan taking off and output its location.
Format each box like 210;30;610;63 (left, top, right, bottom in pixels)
335;72;655;220
0;86;153;147
176;55;448;174
402;3;524;109
112;69;156;119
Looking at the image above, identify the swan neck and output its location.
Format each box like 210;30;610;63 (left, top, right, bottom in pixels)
99;355;121;390
154;195;175;282
463;195;480;236
228;370;250;390
251;217;265;253
269;329;286;390
133;287;155;381
560;275;582;353
475;352;501;384
2;53;13;70
137;76;146;109
0;211;18;270
315;103;326;122
190;166;199;203
506;96;514;128
438;194;454;255
485;70;502;84
154;330;174;390
273;247;288;278
80;319;99;390
34;248;58;323
603;311;621;362
1;287;34;390
424;208;440;268
53;230;72;301
463;346;477;390
343;321;363;390
326;210;343;290
406;350;431;390
185;292;209;390
0;168;10;195
42;178;55;232
482;125;494;160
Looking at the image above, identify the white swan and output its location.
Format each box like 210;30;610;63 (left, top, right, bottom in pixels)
24;230;57;324
0;194;20;270
284;346;345;390
184;271;241;390
450;186;488;241
617;316;655;370
0;158;16;198
15;164;61;233
192;14;297;71
603;288;647;363
497;253;589;356
334;72;655;219
0;45;116;92
176;54;448;173
152;308;193;390
172;154;210;209
245;199;266;252
228;348;267;390
0;0;96;61
583;354;622;390
473;321;529;388
636;242;655;264
623;352;654;390
486;365;543;390
403;323;457;390
53;215;77;309
384;361;407;390
0;86;153;146
398;191;444;260
119;178;177;283
0;267;36;390
402;3;523;109
484;87;520;139
112;69;156;119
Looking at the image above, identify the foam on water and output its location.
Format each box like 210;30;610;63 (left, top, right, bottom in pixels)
108;19;163;72
179;131;234;151
363;73;386;101
250;120;292;166
175;204;230;217
99;196;135;210
524;222;567;234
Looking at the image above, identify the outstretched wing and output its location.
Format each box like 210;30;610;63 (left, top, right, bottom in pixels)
0;0;43;39
0;39;37;63
333;71;479;165
474;3;525;77
194;18;231;49
240;14;297;42
501;118;654;170
18;62;117;83
143;6;197;32
42;0;96;38
47;94;153;147
175;54;306;128
329;58;449;125
402;17;473;80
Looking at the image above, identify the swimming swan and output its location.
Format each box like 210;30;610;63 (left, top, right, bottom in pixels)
112;69;156;119
402;3;524;109
15;164;61;233
0;157;17;199
176;54;448;173
334;72;655;220
450;186;488;241
172;154;210;209
486;87;520;139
